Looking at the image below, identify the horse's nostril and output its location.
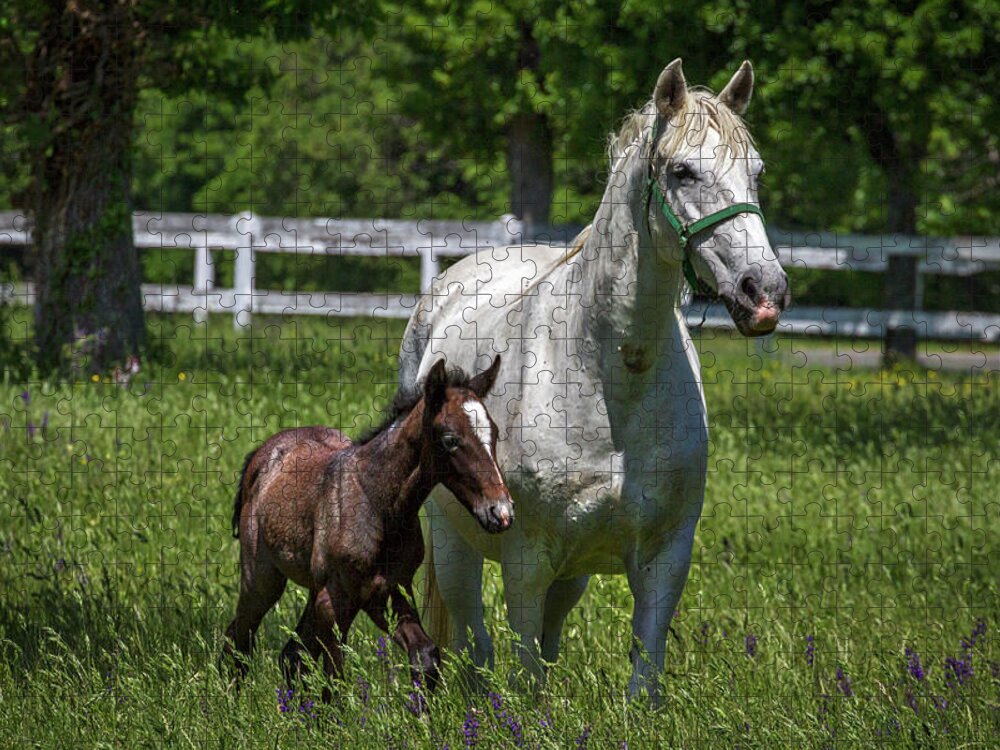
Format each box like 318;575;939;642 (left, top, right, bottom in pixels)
488;503;512;530
740;275;758;302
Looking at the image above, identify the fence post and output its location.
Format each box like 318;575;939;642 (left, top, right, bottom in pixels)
419;245;439;294
233;212;258;330
883;245;922;364
193;243;214;324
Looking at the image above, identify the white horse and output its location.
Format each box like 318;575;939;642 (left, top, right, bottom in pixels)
398;59;789;699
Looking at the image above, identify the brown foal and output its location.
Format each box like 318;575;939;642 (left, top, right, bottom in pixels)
222;356;512;698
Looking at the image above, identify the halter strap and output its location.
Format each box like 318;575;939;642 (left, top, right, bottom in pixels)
644;120;766;290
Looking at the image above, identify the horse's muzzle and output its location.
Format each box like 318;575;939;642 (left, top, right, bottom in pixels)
479;498;514;533
725;268;790;337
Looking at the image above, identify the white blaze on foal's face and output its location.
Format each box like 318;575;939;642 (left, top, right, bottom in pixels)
462;399;494;459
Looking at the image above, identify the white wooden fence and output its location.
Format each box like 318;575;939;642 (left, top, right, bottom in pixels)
2;210;999;343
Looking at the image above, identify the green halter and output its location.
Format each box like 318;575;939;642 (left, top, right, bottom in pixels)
644;122;766;290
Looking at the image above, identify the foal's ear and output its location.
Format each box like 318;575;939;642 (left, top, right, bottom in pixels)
468;354;501;399
654;58;687;118
719;60;754;115
423;358;449;415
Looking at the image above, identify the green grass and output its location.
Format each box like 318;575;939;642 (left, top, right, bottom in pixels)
1;314;998;748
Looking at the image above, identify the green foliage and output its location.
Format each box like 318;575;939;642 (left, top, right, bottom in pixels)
703;0;1000;234
0;317;998;746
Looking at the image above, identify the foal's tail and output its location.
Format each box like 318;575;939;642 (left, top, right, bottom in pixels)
231;449;258;539
422;523;453;649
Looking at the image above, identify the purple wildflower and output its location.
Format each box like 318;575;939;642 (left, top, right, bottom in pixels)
356;676;371;705
905;647;925;681
538;709;554;731
575;725;592;749
963;620;987;651
487;690;522;746
805;635;815;667
905;689;918;714
375;635;389;663
817;695;834;738
20;390;29;405
944;654;973;688
698;621;711;648
276;686;293;714
835;667;853;697
745;633;757;659
933;695;949;711
26;421;35;439
407;678;429;716
40;410;48;436
463;709;480;748
297;698;317;724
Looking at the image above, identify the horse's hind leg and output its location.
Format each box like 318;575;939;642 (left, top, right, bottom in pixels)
280;591;322;684
222;550;288;682
313;585;357;703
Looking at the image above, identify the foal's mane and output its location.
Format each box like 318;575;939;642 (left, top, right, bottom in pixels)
355;365;477;446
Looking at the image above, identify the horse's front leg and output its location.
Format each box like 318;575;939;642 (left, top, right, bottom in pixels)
625;516;699;703
502;537;556;685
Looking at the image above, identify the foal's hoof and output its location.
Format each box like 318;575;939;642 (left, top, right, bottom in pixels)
280;644;311;684
410;645;442;693
217;651;249;691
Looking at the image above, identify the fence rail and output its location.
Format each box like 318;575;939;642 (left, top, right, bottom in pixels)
2;210;999;344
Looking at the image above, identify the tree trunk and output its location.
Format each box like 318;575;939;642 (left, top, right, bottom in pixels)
861;107;921;364
24;2;145;373
881;160;920;361
506;112;554;226
506;20;553;226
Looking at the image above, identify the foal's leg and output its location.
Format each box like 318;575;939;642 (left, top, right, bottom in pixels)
222;551;288;681
540;575;590;664
313;585;358;703
280;591;322;684
367;585;441;693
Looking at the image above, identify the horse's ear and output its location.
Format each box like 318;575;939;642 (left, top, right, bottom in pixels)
469;354;501;399
423;359;448;415
719;60;754;115
654;58;687;118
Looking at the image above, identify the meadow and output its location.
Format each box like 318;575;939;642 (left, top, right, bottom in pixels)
0;313;997;748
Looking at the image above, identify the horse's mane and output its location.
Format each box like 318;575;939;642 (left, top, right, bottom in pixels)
355;364;477;445
608;87;754;166
560;88;755;266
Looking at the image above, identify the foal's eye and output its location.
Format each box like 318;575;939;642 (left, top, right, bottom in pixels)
672;162;697;182
441;434;461;453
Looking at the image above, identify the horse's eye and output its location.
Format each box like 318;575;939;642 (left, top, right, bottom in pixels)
441;433;461;453
672;163;697;182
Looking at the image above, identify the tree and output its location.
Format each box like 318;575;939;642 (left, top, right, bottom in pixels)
381;1;721;226
0;1;377;372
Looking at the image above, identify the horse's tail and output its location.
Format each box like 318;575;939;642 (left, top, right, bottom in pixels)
231;449;258;539
421;519;453;649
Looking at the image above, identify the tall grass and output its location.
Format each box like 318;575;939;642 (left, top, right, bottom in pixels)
1;315;997;747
